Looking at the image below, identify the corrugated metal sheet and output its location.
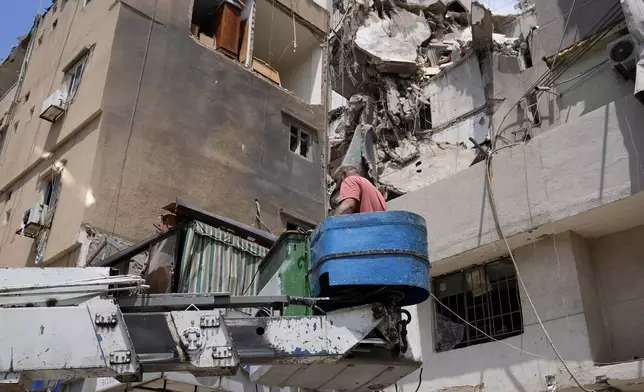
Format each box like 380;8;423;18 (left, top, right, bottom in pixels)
178;223;269;296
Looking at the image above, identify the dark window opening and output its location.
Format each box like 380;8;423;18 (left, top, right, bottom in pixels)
286;221;314;232
24;91;30;103
433;258;523;352
52;19;58;31
43;180;54;206
289;125;313;160
290;126;299;153
418;105;432;130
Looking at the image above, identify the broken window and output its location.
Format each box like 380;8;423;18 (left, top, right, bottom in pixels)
42;179;55;207
191;0;323;104
525;93;540;127
64;54;87;101
289;125;313;160
433;258;523;352
418;105;432;130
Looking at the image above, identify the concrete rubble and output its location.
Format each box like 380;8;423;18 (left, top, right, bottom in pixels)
329;0;524;199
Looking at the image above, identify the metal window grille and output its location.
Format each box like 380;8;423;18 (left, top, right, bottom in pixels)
525;93;541;126
432;258;523;352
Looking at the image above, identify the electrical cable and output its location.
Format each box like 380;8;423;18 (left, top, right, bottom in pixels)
549;0;578;71
111;0;158;236
431;293;546;358
414;367;423;392
492;2;622;147
553;59;609;87
484;150;595;392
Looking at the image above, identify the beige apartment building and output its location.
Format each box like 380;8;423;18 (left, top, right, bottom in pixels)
0;0;329;268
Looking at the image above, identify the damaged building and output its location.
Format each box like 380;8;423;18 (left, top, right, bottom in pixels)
0;0;329;268
361;0;644;390
327;0;539;199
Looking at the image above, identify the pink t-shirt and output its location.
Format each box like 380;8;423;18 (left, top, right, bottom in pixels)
339;176;387;213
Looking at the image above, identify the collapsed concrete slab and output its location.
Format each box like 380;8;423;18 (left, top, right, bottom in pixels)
355;10;432;73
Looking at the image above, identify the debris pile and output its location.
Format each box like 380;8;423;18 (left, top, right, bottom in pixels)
328;0;521;198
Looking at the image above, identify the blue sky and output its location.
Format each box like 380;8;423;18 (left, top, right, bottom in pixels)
484;0;521;15
0;0;52;61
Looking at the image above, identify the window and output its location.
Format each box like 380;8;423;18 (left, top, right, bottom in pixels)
432;258;523;352
525;93;541;127
13;121;19;132
285;220;315;232
280;209;316;232
289;125;313;160
3;210;10;226
52;3;58;13
65;55;87;101
38;34;44;46
52;19;58;31
29;106;35;120
42;179;55;207
24;91;30;103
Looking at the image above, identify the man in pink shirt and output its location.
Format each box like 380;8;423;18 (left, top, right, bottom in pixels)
333;165;387;215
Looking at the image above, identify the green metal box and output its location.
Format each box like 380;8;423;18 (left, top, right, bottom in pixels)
257;231;312;316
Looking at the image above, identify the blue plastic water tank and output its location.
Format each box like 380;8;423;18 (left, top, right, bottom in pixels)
310;211;430;306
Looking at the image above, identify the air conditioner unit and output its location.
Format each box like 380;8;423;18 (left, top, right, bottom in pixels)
40;90;68;123
607;34;640;80
18;203;47;238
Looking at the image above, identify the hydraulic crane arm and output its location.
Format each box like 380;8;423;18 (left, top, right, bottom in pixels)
0;269;393;391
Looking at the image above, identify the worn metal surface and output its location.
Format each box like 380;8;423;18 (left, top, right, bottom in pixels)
239;304;383;368
257;231;312;316
117;293;291;313
165;198;277;248
91;225;182;268
178;222;269;301
250;355;421;390
0;268;111;307
0;298;139;381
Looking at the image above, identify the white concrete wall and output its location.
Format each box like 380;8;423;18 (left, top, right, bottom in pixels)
395;231;644;392
424;56;486;128
388;94;644;273
279;45;323;104
591;225;644;363
396;232;599;392
555;48;634;127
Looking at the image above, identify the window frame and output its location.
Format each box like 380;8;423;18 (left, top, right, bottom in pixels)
432;258;524;352
524;93;541;127
64;54;88;102
288;124;314;161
